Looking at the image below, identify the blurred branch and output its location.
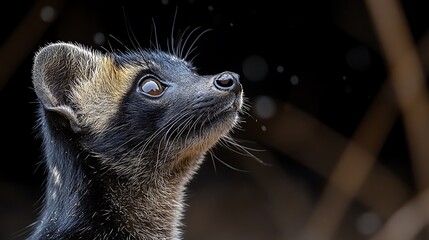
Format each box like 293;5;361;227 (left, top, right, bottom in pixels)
0;0;63;90
366;0;429;190
245;88;409;235
369;189;429;240
295;81;398;240
363;0;429;238
289;0;429;238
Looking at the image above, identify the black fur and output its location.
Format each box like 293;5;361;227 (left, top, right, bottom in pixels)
28;43;242;240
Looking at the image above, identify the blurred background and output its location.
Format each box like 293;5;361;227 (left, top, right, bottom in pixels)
1;0;429;239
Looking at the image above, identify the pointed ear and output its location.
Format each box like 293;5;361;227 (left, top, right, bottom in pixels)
32;42;99;133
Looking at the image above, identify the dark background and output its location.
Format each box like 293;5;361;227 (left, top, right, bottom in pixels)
1;0;429;239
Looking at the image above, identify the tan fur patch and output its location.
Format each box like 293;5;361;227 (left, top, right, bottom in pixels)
174;126;229;168
70;54;142;134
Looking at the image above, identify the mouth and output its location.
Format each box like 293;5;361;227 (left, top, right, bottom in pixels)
189;93;243;131
173;96;242;159
213;97;241;118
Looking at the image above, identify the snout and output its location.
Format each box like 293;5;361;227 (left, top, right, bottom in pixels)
213;71;242;94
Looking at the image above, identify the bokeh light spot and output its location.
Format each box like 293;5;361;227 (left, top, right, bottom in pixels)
242;55;269;82
290;75;299;85
277;65;284;73
93;32;106;45
345;85;352;94
346;45;371;71
254;95;276;119
40;6;55;23
356;212;382;236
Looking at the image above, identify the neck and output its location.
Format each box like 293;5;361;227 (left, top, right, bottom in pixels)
30;127;192;240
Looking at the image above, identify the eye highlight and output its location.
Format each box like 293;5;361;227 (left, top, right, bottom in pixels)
138;75;165;97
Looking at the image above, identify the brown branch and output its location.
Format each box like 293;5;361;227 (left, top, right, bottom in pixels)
366;0;429;191
244;85;408;238
295;81;398;240
369;189;429;240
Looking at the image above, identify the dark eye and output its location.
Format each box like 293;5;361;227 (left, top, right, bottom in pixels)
138;76;165;97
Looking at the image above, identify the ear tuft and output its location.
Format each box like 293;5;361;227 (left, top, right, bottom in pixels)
32;42;99;133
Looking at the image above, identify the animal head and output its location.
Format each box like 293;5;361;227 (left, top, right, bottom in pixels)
32;42;243;180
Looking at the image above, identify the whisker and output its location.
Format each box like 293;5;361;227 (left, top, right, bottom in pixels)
158;113;194;166
108;34;130;52
122;6;142;50
176;26;191;58
208;149;218;174
184;28;212;61
185;114;204;144
169;6;179;56
99;45;110;53
113;111;188;174
211;149;249;173
150;18;160;50
220;136;270;166
139;111;190;163
122;7;137;50
179;27;201;59
162;114;196;164
106;36;114;52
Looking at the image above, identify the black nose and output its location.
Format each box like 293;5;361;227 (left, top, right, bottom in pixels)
213;71;241;93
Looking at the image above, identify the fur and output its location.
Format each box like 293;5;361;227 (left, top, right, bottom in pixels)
28;42;243;239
